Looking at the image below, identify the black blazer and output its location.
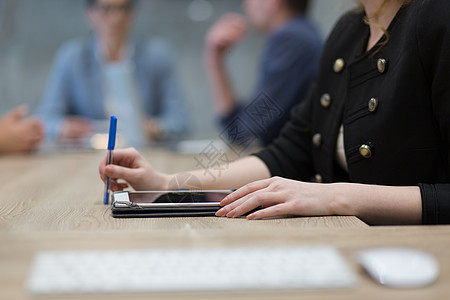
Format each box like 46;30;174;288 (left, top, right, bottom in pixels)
255;0;450;224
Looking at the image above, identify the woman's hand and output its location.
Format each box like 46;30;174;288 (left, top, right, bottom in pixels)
98;148;171;191
216;177;341;220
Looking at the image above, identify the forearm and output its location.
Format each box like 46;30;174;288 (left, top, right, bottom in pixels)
331;183;422;225
205;53;237;116
168;156;271;190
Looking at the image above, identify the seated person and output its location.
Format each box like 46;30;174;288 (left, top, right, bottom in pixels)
0;106;44;153
99;0;450;225
205;0;322;146
38;0;188;147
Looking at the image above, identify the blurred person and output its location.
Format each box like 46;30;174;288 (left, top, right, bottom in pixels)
205;0;322;146
0;106;44;153
100;0;450;225
37;0;188;147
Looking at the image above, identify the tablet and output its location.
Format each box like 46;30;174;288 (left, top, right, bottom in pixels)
111;190;232;218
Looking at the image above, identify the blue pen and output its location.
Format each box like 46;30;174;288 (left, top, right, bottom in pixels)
104;115;117;205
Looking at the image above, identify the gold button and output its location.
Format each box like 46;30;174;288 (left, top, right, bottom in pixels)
359;144;372;159
368;98;378;112
320;93;331;108
312;133;322;147
315;174;323;183
333;58;345;73
377;58;387;73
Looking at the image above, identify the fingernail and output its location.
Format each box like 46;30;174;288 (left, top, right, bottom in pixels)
216;209;224;216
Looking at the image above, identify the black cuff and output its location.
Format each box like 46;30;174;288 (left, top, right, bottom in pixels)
252;151;276;177
419;183;450;225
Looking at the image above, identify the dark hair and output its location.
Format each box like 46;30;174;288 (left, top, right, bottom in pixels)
284;0;310;14
85;0;136;7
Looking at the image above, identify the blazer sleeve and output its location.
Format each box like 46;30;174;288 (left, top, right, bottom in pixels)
253;84;316;181
416;1;450;224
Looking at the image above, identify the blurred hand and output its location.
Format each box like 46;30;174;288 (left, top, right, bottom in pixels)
205;13;247;59
144;117;164;141
99;148;171;191
0;106;44;153
216;177;337;220
59;116;93;139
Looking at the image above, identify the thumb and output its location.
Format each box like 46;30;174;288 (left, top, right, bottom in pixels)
6;105;28;121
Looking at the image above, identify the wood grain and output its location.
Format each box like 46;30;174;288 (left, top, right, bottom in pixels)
1;226;449;300
0;150;367;233
2;149;449;299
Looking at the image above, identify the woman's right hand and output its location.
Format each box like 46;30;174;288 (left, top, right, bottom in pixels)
98;148;171;192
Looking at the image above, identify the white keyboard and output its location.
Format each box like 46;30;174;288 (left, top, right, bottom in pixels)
27;246;356;295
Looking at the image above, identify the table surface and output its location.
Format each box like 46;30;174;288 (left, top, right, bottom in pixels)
0;149;449;300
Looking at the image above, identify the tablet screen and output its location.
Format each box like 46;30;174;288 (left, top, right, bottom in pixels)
128;191;231;204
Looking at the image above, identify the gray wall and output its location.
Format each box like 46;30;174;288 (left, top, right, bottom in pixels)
0;0;355;138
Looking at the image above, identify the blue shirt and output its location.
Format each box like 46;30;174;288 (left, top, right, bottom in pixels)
37;37;189;141
220;16;323;146
101;58;147;147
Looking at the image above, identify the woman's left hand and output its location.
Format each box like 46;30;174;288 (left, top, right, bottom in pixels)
215;176;340;220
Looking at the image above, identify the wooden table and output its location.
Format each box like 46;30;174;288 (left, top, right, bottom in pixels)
0;149;449;299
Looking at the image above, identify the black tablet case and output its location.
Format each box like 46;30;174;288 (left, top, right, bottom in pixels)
111;191;222;218
111;204;221;218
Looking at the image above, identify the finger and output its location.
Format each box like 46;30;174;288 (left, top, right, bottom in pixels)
112;148;142;167
216;194;252;217
220;33;244;45
23;116;42;126
227;23;246;34
220;178;272;206
118;183;129;189
111;184;129;192
217;186;273;217
225;191;279;218
98;154;108;181
247;203;292;220
25;124;44;141
99;148;139;181
104;164;137;182
29;125;45;140
216;15;246;35
111;179;129;188
24;132;42;144
28;138;41;149
6;105;28;121
224;13;246;23
110;180;129;192
222;13;246;23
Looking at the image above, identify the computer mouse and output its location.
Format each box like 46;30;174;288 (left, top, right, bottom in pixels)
358;247;439;288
